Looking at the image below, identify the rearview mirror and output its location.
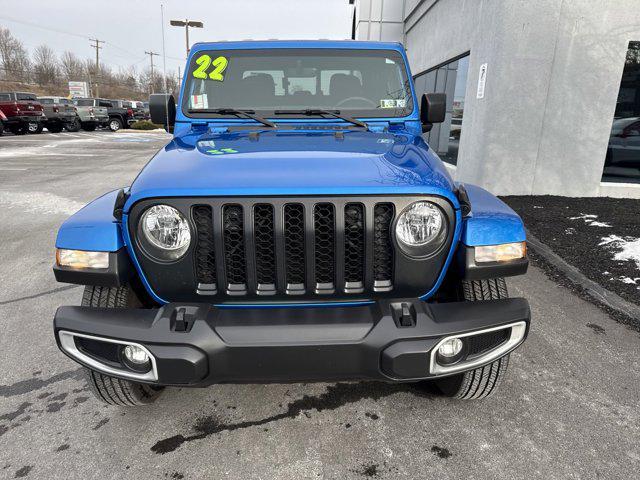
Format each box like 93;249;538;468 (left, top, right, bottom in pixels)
420;93;446;133
150;94;176;132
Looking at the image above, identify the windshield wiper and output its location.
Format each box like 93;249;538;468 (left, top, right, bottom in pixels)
187;108;277;128
273;109;368;130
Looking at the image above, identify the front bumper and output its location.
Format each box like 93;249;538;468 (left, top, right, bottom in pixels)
54;298;530;386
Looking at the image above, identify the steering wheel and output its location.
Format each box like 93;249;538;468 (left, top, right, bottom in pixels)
335;96;377;108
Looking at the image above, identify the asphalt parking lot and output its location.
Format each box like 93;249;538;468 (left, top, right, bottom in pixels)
0;131;639;480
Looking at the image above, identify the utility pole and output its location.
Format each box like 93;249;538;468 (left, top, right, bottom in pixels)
89;38;104;97
169;19;204;59
145;51;159;93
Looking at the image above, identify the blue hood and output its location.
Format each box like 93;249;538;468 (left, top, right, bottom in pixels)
125;129;458;211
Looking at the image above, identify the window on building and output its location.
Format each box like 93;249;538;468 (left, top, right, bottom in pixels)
414;54;469;166
603;42;640;184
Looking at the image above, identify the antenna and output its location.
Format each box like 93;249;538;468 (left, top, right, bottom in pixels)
160;3;169;129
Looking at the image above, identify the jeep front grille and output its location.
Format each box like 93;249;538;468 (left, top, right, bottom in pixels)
192;200;393;297
129;196;455;304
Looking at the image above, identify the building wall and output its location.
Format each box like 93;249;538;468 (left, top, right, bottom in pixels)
356;0;640;198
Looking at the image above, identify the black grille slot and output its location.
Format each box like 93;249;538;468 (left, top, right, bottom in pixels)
467;329;510;356
283;203;306;294
344;203;365;293
222;204;247;295
313;203;336;294
192;205;217;295
254;204;276;295
373;203;394;291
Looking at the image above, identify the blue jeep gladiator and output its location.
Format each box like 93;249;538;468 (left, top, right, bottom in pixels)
52;40;530;406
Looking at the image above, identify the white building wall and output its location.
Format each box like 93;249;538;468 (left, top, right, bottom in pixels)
355;0;640;198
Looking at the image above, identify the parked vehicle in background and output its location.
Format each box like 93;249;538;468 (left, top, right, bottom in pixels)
0;92;46;134
128;100;150;121
73;98;109;131
99;99;135;131
0;109;6;135
37;96;80;133
142;101;150;119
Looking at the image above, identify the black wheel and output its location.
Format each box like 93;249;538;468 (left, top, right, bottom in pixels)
431;278;511;400
81;122;96;131
10;124;27;135
47;123;64;133
81;285;164;406
65;118;81;132
27;122;43;134
108;117;122;132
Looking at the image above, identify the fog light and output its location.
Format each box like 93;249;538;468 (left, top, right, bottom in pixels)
120;345;152;373
438;338;463;358
123;345;148;364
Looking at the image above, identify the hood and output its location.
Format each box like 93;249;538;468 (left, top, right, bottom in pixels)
126;129;457;210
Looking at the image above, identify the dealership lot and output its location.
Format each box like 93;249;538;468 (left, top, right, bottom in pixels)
0;132;639;480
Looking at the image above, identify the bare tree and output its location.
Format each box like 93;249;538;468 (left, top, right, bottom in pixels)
33;44;60;86
0;27;31;82
60;51;85;81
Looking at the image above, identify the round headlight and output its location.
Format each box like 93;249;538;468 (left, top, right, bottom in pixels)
395;201;443;247
140;205;191;260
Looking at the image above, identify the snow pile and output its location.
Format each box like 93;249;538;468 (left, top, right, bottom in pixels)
599;235;640;270
568;214;612;228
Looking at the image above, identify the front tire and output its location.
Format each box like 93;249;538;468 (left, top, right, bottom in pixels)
432;278;511;400
108;118;122;132
81;285;164;406
27;122;43;134
65;118;81;132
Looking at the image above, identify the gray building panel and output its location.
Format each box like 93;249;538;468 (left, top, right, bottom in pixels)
355;0;640;197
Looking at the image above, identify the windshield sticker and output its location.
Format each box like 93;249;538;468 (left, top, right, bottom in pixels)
191;94;208;109
380;99;406;109
192;54;228;81
205;148;238;155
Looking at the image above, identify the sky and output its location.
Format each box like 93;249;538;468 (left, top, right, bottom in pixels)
0;0;353;76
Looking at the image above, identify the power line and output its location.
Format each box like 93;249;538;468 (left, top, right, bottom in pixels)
0;15;184;67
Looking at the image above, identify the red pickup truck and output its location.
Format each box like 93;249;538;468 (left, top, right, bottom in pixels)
0;91;47;134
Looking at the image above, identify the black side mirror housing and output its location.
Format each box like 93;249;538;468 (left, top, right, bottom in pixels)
149;94;176;132
420;93;446;133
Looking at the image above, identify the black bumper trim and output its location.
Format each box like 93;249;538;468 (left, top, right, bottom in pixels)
54;298;531;385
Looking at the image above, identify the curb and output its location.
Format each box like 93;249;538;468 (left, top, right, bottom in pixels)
526;231;640;321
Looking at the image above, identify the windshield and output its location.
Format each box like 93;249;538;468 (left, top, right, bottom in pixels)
76;99;94;106
183;48;413;119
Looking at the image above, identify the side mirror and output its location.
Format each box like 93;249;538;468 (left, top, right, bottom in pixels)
150;94;176;132
420;93;446;133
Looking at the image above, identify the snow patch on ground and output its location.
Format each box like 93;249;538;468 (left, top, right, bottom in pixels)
0;191;84;216
599;235;640;270
568;213;612;228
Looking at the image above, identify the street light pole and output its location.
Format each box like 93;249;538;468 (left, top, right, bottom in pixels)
169;19;204;59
